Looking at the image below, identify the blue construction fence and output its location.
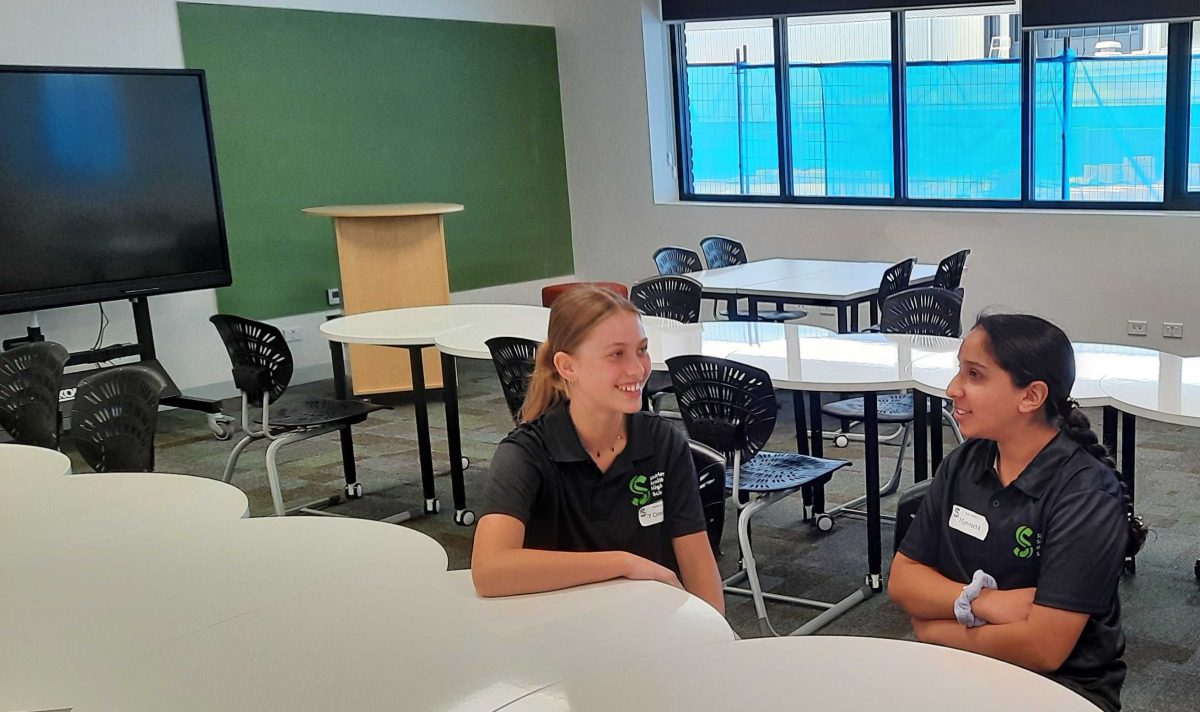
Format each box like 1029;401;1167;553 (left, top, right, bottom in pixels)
685;54;1199;201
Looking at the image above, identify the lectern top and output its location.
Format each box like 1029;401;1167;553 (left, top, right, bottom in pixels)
302;203;464;218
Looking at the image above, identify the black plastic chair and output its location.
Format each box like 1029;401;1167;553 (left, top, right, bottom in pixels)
861;258;916;332
893;479;932;553
668;354;851;635
690;439;727;557
0;341;69;449
653;246;703;276
71;365;167;472
699;236;806;323
211;314;385;516
933;248;971;290
485;336;540;424
822;286;965;514
630;275;703;324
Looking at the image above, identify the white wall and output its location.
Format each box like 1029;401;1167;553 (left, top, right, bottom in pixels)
555;0;1200;354
0;0;563;398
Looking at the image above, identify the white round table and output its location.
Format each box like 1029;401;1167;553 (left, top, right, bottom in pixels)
503;637;1099;711
0;516;448;712
0;471;249;561
0;442;72;479
322;304;553;525
83;570;732;712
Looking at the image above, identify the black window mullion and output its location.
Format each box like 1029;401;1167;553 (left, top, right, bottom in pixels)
1020;28;1034;204
774;18;795;197
891;11;908;201
1164;21;1193;203
670;25;696;197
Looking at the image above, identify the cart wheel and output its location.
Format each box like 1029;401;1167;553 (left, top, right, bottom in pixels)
456;509;476;526
425;498;441;515
833;434;849;448
815;514;835;532
344;482;363;498
461;456;470;469
208;413;235;441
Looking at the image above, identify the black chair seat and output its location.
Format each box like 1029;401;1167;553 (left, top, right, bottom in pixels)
822;393;914;423
717;307;808;322
256;397;385;429
725;451;850;492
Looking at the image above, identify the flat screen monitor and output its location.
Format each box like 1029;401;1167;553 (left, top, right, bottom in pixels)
0;65;231;315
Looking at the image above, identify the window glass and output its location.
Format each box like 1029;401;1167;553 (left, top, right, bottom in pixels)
681;19;780;195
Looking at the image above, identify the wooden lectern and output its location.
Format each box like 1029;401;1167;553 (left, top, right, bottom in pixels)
303;203;463;395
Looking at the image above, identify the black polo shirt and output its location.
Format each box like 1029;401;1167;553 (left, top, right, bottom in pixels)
481;403;707;576
899;433;1128;712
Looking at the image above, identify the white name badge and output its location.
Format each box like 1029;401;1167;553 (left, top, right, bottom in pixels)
948;505;989;541
638;500;664;527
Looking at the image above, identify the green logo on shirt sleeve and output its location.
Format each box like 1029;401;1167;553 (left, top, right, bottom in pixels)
1013;525;1035;558
629;474;651;506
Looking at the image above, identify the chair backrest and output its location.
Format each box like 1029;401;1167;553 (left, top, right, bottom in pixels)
485;336;540;423
71;365;167;472
689;439;726;556
667;355;777;466
0;341;69;448
880;287;964;337
653;247;703;276
933;248;971;290
878;258;916;305
894;479;932;552
699;235;748;269
209;315;293;405
540;281;630;308
629;275;703;324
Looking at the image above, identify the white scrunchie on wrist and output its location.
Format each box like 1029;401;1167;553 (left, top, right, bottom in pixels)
953;569;997;627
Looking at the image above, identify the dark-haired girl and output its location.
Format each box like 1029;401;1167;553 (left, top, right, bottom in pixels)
890;314;1144;711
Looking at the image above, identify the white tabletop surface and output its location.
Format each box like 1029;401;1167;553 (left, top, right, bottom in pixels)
0;442;72;478
321;303;550;346
909;341;1165;408
1;516;448;712
85;570;733;712
504;636;1099;712
0;471;250;562
1100;353;1200;427
689;258;937;299
724;331;961;392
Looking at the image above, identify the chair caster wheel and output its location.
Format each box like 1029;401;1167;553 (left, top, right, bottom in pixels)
208;413;236;441
833;435;849;448
425;498;441;514
461;456;470;469
344;482;363;498
815;514;834;532
456;509;476;526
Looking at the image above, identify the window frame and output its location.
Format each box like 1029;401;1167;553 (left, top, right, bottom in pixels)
670;12;1200;211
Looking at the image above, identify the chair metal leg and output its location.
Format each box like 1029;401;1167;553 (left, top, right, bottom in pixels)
943;407;964;444
736;495;775;636
264;434;301;517
222;434;257;484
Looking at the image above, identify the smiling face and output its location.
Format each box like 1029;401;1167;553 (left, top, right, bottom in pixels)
553;310;650;415
946;327;1050;440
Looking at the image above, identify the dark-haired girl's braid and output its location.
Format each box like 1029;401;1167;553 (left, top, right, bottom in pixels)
1057;399;1148;558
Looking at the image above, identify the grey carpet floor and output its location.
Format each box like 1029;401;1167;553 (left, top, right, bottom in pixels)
63;359;1200;711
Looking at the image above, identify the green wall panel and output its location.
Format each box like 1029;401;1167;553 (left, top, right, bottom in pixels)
177;3;573;319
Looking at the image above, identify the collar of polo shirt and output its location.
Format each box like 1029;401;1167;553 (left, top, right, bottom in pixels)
974;431;1082;499
540;402;656;464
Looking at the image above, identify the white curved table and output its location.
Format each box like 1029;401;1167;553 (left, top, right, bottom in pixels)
504;637;1099;711
0;471;249;562
0;442;72;479
323;304;551;525
84;570;732;712
0;516;448;712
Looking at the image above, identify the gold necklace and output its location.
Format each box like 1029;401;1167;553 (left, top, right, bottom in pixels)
590;432;624;459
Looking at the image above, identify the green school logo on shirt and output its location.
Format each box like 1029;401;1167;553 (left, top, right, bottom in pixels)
1013;525;1035;559
629;474;651;506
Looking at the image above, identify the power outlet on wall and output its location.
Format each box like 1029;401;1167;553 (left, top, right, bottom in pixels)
1164;322;1184;339
326;288;342;306
1127;320;1148;336
282;327;303;343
